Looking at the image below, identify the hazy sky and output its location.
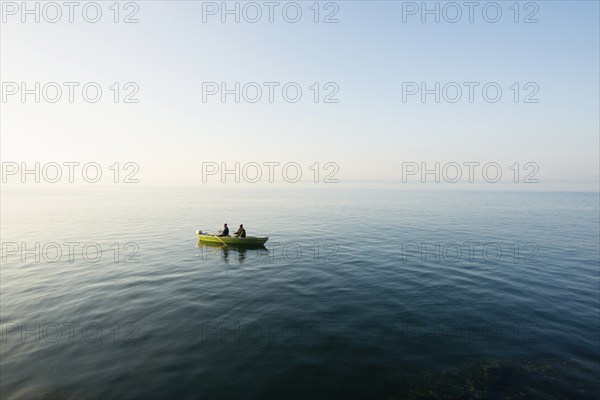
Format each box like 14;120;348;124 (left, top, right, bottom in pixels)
1;1;599;190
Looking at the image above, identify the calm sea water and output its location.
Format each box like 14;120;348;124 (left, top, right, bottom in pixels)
1;187;598;399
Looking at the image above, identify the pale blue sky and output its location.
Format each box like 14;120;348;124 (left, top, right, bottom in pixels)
1;1;598;189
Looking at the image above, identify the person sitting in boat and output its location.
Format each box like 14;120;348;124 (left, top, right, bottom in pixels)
218;223;229;237
234;224;246;238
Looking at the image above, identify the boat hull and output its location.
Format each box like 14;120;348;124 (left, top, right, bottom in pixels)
197;234;269;246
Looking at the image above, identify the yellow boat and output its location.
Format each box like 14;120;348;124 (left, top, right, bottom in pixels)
196;231;269;246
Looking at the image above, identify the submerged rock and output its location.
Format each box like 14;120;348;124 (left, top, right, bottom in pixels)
375;358;597;400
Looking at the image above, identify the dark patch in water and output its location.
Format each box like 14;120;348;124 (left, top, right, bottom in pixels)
375;359;598;400
13;389;99;400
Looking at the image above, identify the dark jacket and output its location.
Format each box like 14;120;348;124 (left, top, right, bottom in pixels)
235;228;246;238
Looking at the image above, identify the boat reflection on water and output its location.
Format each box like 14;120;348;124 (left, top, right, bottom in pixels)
196;241;269;264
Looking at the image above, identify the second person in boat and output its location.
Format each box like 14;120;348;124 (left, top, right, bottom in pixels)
234;224;246;238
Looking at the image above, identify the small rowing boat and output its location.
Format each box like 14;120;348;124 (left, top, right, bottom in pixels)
196;231;269;246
